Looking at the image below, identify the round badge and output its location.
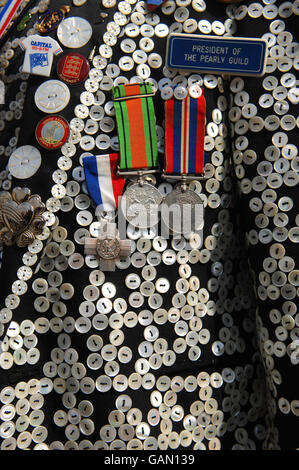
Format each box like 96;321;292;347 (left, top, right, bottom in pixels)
36;116;70;150
57;53;90;85
8;145;41;179
57;17;92;49
34;80;70;113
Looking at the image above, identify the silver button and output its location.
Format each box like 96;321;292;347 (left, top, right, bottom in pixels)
154;23;169;38
125;23;139;38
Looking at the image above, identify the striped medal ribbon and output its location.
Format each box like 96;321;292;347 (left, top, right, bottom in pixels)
112;82;158;173
164;90;206;177
82;153;125;214
161;89;206;235
0;0;24;38
112;83;162;229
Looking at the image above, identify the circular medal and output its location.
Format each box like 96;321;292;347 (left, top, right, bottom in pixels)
36;116;70;150
57;17;92;48
34;80;70;113
96;237;121;260
57;53;90;84
120;182;163;229
161;187;204;235
8;146;42;179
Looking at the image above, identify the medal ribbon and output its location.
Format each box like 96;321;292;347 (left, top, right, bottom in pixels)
165;91;206;175
0;0;24;38
83;154;125;210
112;83;158;172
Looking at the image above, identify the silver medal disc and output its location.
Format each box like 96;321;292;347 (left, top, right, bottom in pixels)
120;182;162;229
161;187;204;235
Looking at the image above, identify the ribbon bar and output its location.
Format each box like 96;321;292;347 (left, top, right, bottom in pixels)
113;91;155;102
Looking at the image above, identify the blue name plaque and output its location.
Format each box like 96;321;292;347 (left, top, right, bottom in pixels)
166;34;268;76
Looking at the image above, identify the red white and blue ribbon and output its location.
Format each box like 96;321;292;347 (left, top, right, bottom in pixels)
0;0;24;38
146;0;165;11
164;91;206;175
83;154;125;211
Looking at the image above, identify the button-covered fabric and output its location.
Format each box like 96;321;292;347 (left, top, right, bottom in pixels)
0;0;298;452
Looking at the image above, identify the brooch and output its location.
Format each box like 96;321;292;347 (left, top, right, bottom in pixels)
17;12;32;32
0;187;46;248
37;5;70;34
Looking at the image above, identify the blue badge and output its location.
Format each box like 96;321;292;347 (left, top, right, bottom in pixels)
166;34;268;76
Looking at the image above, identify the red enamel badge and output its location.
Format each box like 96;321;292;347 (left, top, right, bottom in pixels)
57;53;90;84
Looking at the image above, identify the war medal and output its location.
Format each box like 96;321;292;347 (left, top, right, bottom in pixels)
112;83;162;229
85;222;131;272
161;86;206;235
